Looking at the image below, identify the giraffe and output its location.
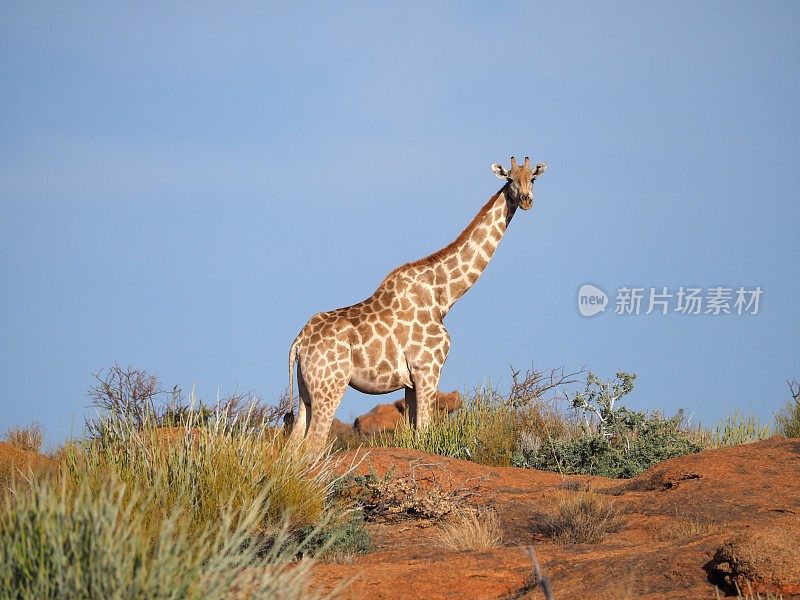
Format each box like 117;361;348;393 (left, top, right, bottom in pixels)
287;155;547;450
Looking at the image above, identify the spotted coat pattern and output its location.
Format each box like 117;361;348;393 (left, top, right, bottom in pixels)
288;157;547;451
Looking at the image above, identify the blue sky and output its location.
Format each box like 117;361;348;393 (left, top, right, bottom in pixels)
1;3;798;447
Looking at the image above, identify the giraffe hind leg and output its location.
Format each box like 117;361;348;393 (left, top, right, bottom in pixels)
404;386;417;427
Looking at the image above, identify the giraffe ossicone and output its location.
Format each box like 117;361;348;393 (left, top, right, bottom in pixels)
287;155;547;451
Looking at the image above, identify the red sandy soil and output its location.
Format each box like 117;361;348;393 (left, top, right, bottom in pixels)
2;437;797;598
313;438;800;600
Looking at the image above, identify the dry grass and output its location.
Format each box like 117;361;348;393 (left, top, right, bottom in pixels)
549;489;625;544
437;508;502;551
686;412;772;450
380;391;575;467
658;513;719;541
775;379;800;438
3;423;44;453
716;582;785;600
347;460;485;524
62;384;364;548
65;423;346;538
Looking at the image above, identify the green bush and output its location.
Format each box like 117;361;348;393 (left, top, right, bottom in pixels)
515;414;701;478
513;372;701;478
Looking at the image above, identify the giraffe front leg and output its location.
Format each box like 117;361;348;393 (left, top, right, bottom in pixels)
407;323;450;432
409;366;441;431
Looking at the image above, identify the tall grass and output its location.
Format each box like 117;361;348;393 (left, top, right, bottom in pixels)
712;412;772;447
775;379;800;438
0;476;333;600
376;382;570;467
687;412;773;449
378;387;514;462
0;382;358;598
71;390;351;537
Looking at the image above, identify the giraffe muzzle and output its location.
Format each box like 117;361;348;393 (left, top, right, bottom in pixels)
519;196;533;210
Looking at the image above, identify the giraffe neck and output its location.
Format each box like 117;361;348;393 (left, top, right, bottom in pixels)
431;186;516;314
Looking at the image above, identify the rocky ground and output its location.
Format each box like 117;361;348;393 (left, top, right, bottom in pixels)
313;438;800;600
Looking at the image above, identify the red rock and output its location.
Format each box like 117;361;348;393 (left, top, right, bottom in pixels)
353;391;462;436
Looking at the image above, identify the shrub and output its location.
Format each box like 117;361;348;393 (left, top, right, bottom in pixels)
549;489;624;544
0;477;331;600
86;365;289;437
3;423;44;453
437;509;502;551
514;372;701;478
775;379;800;438
87;364;163;431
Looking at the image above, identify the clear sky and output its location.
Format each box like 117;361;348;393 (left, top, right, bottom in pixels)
1;3;798;447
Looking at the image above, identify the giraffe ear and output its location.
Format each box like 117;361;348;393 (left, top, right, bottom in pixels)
532;162;547;177
491;163;509;179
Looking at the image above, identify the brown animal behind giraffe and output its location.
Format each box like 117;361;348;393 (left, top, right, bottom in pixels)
288;156;547;451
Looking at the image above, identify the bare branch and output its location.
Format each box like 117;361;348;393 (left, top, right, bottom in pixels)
527;546;554;600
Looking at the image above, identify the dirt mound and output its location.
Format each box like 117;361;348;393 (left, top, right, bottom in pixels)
314;438;800;599
707;520;800;596
0;442;54;485
0;441;50;468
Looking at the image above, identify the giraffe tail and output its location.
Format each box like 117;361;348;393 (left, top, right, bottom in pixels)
287;335;301;417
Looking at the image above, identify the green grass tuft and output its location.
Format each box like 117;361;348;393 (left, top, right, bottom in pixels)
0;476;334;600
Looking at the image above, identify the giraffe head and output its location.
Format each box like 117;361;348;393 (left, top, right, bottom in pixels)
491;156;547;210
